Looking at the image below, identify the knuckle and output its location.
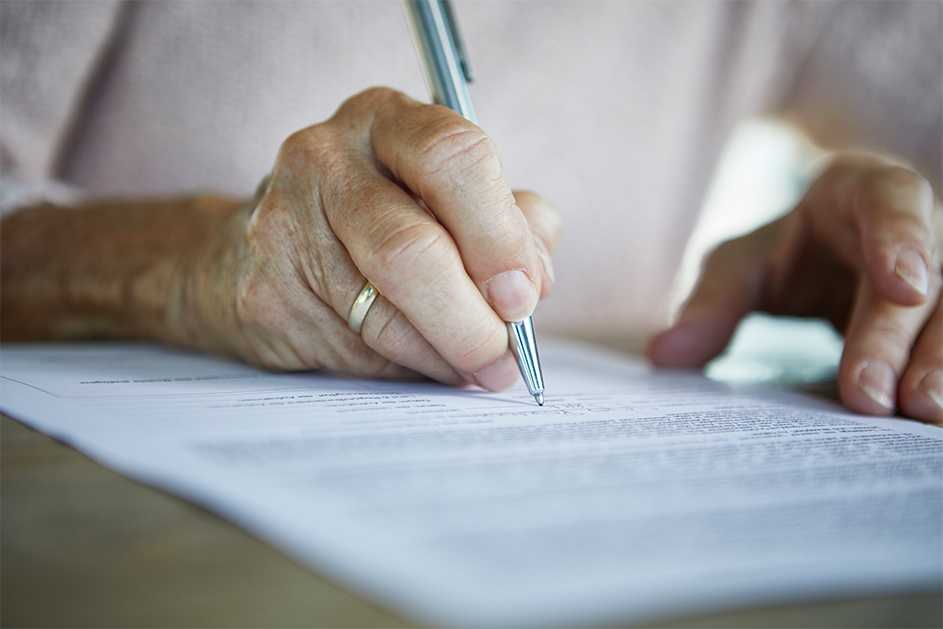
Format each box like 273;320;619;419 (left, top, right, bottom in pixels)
861;166;935;218
868;315;915;351
371;219;452;280
452;318;507;372
277;125;341;174
338;86;400;116
414;118;498;185
334;87;412;143
872;166;932;195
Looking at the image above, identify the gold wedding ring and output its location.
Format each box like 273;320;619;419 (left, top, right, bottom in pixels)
348;281;379;334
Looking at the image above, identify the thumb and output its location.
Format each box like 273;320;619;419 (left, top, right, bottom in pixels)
647;225;776;367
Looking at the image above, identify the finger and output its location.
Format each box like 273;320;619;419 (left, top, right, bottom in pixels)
514;190;561;300
250;146;469;385
856;167;939;306
340;172;511;385
240;260;462;384
356;294;465;386
363;88;543;322
898;297;943;423
647;225;773;367
838;276;937;416
356;191;555;386
807;160;941;307
233;261;418;380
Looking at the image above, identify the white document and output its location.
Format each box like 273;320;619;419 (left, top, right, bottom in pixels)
1;339;940;627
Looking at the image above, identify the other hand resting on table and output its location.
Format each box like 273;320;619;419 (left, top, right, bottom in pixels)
649;154;943;424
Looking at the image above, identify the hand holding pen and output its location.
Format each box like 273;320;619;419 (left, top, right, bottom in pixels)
404;0;548;404
2;8;560;396
214;0;561;391
203;86;559;389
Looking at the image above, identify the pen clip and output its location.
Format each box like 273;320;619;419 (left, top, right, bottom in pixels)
441;0;474;83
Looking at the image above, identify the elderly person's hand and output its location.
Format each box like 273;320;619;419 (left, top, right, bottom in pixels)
1;88;560;391
648;154;942;423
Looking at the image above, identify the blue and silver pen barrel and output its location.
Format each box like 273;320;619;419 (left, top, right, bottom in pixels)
506;317;544;405
404;0;545;405
404;0;477;120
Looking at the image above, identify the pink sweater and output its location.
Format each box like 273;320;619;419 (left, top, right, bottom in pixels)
1;0;940;339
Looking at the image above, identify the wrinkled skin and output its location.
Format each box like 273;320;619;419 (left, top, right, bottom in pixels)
649;154;943;423
2;90;939;423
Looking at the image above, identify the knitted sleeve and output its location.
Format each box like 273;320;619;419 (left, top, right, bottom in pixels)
775;0;942;192
0;0;125;216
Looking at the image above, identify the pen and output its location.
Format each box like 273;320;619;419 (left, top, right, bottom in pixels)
404;0;545;406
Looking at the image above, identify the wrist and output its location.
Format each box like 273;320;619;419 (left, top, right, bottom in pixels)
0;194;245;345
161;195;251;355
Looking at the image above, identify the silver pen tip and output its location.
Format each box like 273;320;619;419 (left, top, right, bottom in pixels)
535;392;544;406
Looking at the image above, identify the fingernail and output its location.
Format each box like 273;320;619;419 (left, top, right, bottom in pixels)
857;361;896;411
485;269;537;321
472;352;519;392
895;249;929;297
918;368;943;412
